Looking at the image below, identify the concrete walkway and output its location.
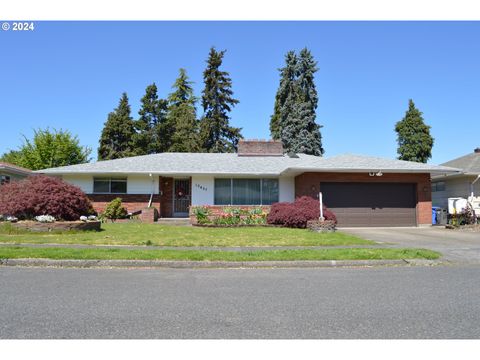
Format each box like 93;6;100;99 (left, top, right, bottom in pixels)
341;226;480;264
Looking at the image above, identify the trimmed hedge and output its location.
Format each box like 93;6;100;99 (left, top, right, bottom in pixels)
0;175;95;221
267;196;337;228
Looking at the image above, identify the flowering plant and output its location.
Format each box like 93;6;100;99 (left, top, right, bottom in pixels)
35;215;56;223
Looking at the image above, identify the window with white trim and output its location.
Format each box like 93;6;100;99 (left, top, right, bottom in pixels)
93;177;127;194
431;181;446;192
214;178;279;205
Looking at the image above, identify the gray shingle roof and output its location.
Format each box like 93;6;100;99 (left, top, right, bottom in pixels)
290;154;459;173
440;151;480;175
0;162;32;176
36;152;459;176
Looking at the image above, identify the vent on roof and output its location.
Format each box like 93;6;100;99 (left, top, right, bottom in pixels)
237;139;284;156
474;148;480;153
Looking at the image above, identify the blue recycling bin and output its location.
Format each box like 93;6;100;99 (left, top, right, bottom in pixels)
432;207;440;224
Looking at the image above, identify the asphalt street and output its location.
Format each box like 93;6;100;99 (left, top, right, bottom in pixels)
1;265;480;339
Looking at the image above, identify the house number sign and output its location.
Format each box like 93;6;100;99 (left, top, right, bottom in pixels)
194;184;208;191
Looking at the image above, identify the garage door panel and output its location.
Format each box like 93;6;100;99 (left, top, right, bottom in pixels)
321;182;416;227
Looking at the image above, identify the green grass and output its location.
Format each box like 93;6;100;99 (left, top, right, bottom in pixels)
0;222;374;247
0;246;441;261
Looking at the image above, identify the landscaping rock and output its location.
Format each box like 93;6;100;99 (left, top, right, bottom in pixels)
307;219;337;233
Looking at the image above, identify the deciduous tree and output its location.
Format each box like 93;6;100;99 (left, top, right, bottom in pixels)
1;129;91;170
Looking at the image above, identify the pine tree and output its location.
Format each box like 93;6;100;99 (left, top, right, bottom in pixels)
395;99;434;163
270;51;297;140
167;69;200;152
98;93;136;160
270;48;324;156
199;47;242;153
133;83;168;155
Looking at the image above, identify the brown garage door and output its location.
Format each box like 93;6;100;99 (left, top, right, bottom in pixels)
321;182;417;227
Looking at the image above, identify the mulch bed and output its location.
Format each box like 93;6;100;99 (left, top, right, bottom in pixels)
192;223;276;228
445;224;480;232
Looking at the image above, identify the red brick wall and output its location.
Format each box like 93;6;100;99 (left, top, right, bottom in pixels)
237;140;283;156
294;172;432;226
87;194;161;214
138;207;159;223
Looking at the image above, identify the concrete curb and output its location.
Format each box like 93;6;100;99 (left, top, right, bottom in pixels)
0;258;443;269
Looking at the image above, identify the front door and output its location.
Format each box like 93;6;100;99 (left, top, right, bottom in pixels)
173;178;191;217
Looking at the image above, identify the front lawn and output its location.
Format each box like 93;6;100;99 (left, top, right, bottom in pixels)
0;222;374;247
0;246;441;261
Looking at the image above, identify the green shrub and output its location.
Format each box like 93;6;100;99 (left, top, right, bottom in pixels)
101;198;127;222
191;206;212;224
191;205;268;227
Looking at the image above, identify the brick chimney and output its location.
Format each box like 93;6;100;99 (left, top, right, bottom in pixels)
474;147;480;153
237;139;284;156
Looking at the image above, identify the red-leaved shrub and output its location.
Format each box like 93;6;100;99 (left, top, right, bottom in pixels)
267;196;337;228
0;175;95;221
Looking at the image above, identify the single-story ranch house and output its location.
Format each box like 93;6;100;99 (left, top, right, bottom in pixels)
37;140;459;227
0;162;32;185
432;147;480;210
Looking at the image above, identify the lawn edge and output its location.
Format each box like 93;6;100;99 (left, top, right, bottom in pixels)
0;258;444;269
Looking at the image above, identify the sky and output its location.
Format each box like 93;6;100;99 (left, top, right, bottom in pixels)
0;21;479;165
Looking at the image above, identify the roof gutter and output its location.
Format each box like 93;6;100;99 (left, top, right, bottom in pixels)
0;166;33;176
281;167;461;176
37;171;284;177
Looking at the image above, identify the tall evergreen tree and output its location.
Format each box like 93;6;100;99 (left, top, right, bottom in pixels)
270;51;297;140
199;47;242;153
98;93;136;160
270;48;324;156
167;68;200;152
133;83;168;155
395;99;434;163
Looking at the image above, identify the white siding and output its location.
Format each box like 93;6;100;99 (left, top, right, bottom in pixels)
191;176;214;205
127;175;159;194
62;174;159;195
62;174;93;193
432;176;480;208
279;176;295;202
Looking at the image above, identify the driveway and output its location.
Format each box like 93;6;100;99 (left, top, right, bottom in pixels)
341;227;480;264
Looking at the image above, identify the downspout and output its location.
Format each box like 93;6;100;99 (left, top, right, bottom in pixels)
148;173;154;208
470;175;480;198
469;175;480;220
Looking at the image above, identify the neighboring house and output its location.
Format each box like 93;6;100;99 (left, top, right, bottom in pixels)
37;140;458;227
432;147;480;209
0;162;32;185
